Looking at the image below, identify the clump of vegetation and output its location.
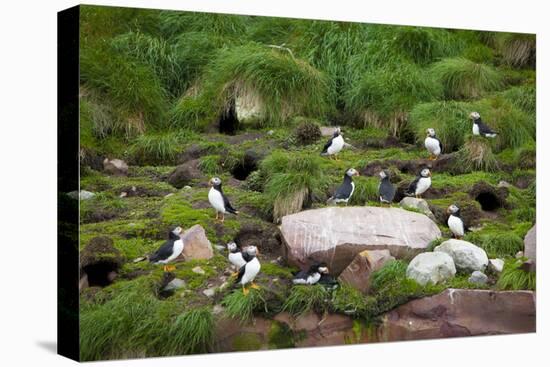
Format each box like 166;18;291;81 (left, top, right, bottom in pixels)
497;258;536;290
331;284;369;317
128;132;187;165
431;57;503;99
293;119;322;145
260;151;328;222
455;137;499;172
282;285;330;316
465;232;524;258
500;33;536;68
221;288;268;323
167;307;214;355
409;101;471;152
346;62;441;136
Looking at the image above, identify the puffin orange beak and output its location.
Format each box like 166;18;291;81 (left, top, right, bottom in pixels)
355;172;360;176
208;179;213;186
446;208;450;214
429;172;432;177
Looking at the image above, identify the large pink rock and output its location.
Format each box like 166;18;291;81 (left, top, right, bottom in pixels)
379;289;536;341
176;224;213;260
338;249;395;293
280;206;441;274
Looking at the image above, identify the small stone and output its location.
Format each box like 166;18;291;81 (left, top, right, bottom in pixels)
498;181;512;189
183;185;192;190
516;251;524;259
163;278;186;292
488;258;504;273
192;266;205;275
202;287;216;297
468;271;488;285
119;192;128;198
267;130;274;136
219;281;231;291
69;190;95;200
164;193;174;199
399;197;436;220
213;305;224;315
406;252;456;286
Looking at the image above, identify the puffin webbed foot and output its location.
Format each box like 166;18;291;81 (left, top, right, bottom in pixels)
163;265;176;272
242;286;249;296
250;283;260;290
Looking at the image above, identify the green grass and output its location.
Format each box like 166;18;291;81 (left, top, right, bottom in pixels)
465;232;524;259
431;57;503;100
499;33;536;68
128;132;187;165
221;288;268;323
167;307;214;354
346;62;441;136
497;258;536;290
331;284;369;317
260;151;329;222
282;285;330;316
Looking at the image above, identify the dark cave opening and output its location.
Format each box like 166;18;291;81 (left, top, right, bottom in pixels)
83;261;118;287
218;98;239;135
475;191;501;211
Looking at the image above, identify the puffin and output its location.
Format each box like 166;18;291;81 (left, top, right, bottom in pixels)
424;128;443;160
378;170;396;205
149;226;184;272
235;246;261;296
470;112;497;138
327;168;360;205
321;127;345;160
208;177;238;222
405;168;432;198
292;263;330;285
447;204;465;239
227;241;246;270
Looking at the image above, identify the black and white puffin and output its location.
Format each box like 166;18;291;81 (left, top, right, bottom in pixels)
227;241;246;270
378;170;396;205
208;177;238;222
235;246;261;295
424;128;443;160
327;168;360;205
292;263;330;285
447;204;465;239
470;112;497;138
405;168;432;198
321;127;345;160
149;226;184;271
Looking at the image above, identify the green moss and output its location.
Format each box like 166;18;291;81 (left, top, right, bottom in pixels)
464;231;523;258
331;284;369;317
232;332;263;352
268;321;295;349
260;263;295;279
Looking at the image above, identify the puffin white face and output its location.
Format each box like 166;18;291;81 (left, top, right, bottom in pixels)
470;111;480;120
172;226;183;235
346;168;360;177
379;170;388;179
426;128;436;137
227;241;238;252
318;266;329;274
246;246;258;257
447;204;459;214
420;168;431;177
209;177;222;186
334;127;342;136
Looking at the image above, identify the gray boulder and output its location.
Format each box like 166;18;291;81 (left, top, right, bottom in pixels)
406;252;456;286
434;239;488;272
399;197;436;220
524;224;536;266
103;158;128;176
488;258;504;273
468;271;488;285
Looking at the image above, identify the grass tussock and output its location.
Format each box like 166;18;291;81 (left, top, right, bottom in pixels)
128;132;189;165
346;62;441;136
456;137;499;172
282;285;330;316
500;33;536;68
497;258;536;290
221;288;268;323
167;307;214;355
464;232;524;258
260;151;328;222
431;58;503;99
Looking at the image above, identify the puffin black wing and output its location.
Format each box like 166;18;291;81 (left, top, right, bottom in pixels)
222;192;238;214
379;180;396;202
321;136;334;154
478;119;497;135
405;176;420;196
438;139;443;153
333;179;353;200
235;263;247;284
149;240;174;263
